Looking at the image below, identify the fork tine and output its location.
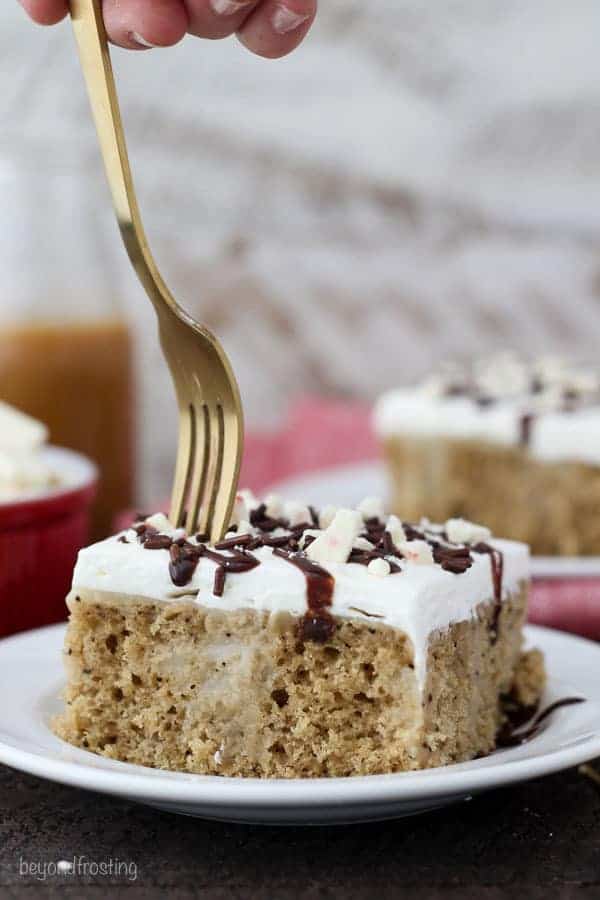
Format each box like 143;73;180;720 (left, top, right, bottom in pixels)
170;404;195;528
196;404;225;540
207;405;243;544
185;404;211;535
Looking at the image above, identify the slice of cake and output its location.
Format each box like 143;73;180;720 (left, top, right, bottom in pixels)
374;354;600;556
54;493;544;777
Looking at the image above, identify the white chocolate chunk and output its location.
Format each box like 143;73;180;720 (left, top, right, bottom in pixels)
284;500;312;527
307;508;363;564
397;539;434;565
564;371;598;394
367;557;391;577
232;490;257;525
418;373;448;399
357;496;385;521
235;519;255;538
385;514;406;546
445;518;491;545
354;536;375;551
264;493;284;519
144;513;177;536
319;504;337;529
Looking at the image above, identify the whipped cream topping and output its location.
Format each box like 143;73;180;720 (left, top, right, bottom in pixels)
0;402;60;501
71;492;529;687
374;353;600;465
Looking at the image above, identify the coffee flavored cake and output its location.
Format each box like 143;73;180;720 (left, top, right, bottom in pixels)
374;354;600;556
54;492;544;778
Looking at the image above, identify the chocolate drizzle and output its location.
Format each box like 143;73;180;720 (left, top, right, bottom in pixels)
472;542;504;641
273;548;336;643
125;503;507;643
519;412;534;447
497;696;584;748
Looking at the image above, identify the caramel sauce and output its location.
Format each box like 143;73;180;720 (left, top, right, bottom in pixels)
0;320;134;538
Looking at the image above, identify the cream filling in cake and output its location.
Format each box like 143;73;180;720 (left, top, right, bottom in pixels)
373;354;600;466
0;401;61;500
70;497;529;690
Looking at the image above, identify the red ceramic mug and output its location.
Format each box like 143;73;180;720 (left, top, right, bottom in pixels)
0;447;97;637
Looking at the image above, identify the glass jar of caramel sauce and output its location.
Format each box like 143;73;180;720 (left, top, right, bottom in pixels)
0;143;135;538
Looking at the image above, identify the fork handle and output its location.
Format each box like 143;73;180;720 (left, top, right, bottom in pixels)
69;0;175;316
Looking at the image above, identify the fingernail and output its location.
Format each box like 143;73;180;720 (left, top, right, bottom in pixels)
210;0;252;16
130;31;158;49
271;4;310;34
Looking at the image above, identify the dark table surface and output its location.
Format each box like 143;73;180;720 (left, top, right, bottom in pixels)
1;761;599;899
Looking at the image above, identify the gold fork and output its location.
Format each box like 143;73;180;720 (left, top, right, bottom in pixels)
69;0;243;542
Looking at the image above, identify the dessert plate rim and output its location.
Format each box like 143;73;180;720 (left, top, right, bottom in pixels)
0;623;598;823
267;460;600;578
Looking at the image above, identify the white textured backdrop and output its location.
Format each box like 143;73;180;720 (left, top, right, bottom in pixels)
2;1;600;500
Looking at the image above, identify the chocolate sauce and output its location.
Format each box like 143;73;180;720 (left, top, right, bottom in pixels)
530;375;544;394
496;696;584;748
519;412;534;447
273;549;334;610
472;541;504;641
444;382;468;397
562;388;579;411
273;548;337;643
298;612;336;643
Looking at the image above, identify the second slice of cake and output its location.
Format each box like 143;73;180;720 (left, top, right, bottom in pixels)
54;493;544;777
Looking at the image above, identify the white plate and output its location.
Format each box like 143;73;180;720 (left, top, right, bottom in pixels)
0;624;598;825
268;461;600;579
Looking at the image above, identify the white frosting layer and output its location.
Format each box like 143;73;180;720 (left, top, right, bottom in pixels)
374;388;600;465
0;402;60;501
71;522;529;689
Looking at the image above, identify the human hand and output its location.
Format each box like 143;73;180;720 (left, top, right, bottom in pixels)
18;0;317;58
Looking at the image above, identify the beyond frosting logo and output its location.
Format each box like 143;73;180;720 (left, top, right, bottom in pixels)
18;856;138;882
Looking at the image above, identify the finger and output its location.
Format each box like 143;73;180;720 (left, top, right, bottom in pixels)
102;0;189;49
183;0;261;41
18;0;68;25
237;0;316;59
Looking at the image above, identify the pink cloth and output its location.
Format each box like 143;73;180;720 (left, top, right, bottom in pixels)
239;395;377;491
528;579;600;640
125;395;600;640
